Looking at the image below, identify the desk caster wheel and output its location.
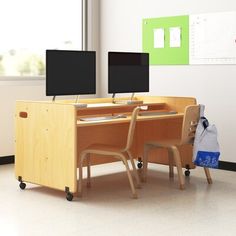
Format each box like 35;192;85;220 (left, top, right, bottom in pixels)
66;192;73;201
137;158;143;169
137;162;143;169
185;170;190;177
19;182;26;190
185;164;190;177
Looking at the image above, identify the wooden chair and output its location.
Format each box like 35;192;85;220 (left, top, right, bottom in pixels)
142;105;212;190
79;107;141;198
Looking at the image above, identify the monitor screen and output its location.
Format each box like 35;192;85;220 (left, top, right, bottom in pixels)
108;52;149;94
46;50;96;96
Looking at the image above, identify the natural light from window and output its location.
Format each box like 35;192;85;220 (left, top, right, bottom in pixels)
0;0;82;77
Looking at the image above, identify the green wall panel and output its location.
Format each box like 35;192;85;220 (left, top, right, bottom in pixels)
143;15;189;65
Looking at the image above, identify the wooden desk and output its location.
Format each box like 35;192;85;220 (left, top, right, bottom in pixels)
15;96;196;198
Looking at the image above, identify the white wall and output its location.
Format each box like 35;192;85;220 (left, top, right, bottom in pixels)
99;0;236;162
0;80;47;156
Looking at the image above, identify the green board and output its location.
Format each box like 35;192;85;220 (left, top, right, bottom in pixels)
142;15;189;65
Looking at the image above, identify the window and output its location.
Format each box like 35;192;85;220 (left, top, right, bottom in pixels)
0;0;82;77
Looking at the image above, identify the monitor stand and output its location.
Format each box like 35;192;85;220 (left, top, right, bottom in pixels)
112;93;143;105
74;95;87;108
52;95;87;108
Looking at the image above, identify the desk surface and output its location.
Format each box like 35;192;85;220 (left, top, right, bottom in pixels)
76;101;178;127
82;102;165;109
87;103;121;108
77;112;184;127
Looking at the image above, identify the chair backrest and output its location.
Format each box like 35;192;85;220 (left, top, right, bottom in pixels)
124;107;140;151
180;105;200;145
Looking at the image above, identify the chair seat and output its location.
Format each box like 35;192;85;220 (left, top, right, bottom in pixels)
145;139;182;148
81;143;125;156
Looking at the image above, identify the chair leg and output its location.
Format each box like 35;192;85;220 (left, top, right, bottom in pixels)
78;153;85;197
78;152;90;197
127;151;141;188
142;144;150;182
168;148;174;178
87;154;91;188
120;155;137;199
204;167;213;184
171;146;185;190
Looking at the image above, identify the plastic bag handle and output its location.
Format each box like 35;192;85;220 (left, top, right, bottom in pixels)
200;116;209;129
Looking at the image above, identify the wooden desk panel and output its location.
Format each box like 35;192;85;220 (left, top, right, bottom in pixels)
136;118;195;168
77;113;194;168
15;96;196;195
15;101;77;193
77;123;130;166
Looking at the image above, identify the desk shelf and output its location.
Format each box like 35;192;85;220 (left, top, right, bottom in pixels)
76;102;166;117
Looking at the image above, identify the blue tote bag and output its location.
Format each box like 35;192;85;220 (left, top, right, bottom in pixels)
193;105;220;168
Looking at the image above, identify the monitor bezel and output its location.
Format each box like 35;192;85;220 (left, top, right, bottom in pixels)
108;51;149;94
46;49;96;96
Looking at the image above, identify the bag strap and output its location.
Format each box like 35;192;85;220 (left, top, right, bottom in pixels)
199;104;209;129
201;117;209;129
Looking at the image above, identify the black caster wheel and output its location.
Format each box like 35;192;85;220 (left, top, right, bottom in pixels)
66;192;73;201
137;162;143;169
19;182;26;190
185;170;190;177
137;161;143;169
137;157;143;169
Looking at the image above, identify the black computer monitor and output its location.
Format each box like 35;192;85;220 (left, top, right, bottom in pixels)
46;50;96;96
108;52;149;94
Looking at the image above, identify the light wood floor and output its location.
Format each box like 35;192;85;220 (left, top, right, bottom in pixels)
0;163;236;236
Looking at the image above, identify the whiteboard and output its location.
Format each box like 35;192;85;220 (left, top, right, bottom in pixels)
190;12;236;64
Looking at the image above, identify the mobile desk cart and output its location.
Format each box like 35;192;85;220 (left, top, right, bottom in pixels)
15;96;196;201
